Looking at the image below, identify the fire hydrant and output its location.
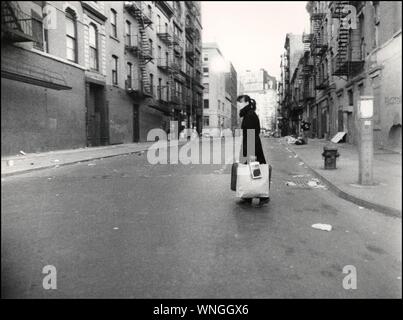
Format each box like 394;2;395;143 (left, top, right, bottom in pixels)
322;145;339;169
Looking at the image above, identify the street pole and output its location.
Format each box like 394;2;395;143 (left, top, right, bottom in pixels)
357;96;374;185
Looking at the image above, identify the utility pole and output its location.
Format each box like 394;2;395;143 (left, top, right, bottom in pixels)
357;96;374;185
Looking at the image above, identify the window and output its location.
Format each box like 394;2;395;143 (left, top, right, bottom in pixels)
157;14;161;29
203;67;209;73
203;56;208;61
203;116;209;127
31;9;44;51
66;10;77;62
373;1;380;48
110;9;117;37
125;20;131;46
112;55;118;85
174;1;182;17
127;62;132;88
165;52;169;66
203;99;209;109
358;83;364;96
89;24;98;70
158;78;162;100
149;39;153;56
150;73;154;95
218;99;220;110
359;14;365;59
348;89;353;106
203;83;209;93
158;45;162;62
166;82;169;100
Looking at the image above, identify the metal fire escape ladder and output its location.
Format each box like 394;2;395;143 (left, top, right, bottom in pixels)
311;9;326;90
331;1;364;77
1;1;36;43
126;1;153;97
332;1;350;77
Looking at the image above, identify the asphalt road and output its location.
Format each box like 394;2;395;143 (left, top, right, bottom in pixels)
1;138;401;298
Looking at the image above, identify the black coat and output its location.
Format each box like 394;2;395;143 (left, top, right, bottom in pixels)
239;105;266;164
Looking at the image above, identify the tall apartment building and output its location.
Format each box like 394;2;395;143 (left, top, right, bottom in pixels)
239;69;279;131
278;33;304;135
285;1;401;150
1;1;203;156
202;42;235;132
225;62;238;131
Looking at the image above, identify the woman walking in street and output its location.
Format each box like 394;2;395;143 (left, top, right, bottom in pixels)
237;94;270;204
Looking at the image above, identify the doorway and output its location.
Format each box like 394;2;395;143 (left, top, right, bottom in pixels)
86;83;108;147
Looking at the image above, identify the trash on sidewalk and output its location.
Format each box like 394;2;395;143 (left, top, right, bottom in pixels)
7;160;14;167
285;136;297;144
285;135;306;145
135;151;145;156
88;163;96;166
294;137;306;145
330;132;347;143
285;181;297;186
298;162;304;166
53;159;60;162
358;206;364;209
19;150;26;155
311;223;332;231
308;178;327;189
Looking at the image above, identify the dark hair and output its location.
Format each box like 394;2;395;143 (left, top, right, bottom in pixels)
237;94;256;111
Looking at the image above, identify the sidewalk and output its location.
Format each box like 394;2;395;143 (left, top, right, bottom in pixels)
1;138;218;177
281;138;402;217
1;141;159;177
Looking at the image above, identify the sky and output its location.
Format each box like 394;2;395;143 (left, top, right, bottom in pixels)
201;1;310;80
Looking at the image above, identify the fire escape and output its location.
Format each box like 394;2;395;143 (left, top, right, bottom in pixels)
156;24;183;111
1;1;71;90
331;1;365;76
184;1;198;129
1;1;36;43
310;7;329;91
125;1;153;98
301;33;315;102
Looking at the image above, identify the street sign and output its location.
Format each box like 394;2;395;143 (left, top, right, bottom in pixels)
358;96;374;118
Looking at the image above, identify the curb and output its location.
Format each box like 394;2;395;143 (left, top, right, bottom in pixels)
1;149;147;178
280;141;402;218
1;140;193;178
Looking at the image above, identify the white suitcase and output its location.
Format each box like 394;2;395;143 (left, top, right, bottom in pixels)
236;163;270;198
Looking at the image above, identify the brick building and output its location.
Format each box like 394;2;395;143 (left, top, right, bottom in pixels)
202;42;235;133
282;1;401;150
278;33;304;136
225;62;238;132
1;1;203;156
239;69;279;132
